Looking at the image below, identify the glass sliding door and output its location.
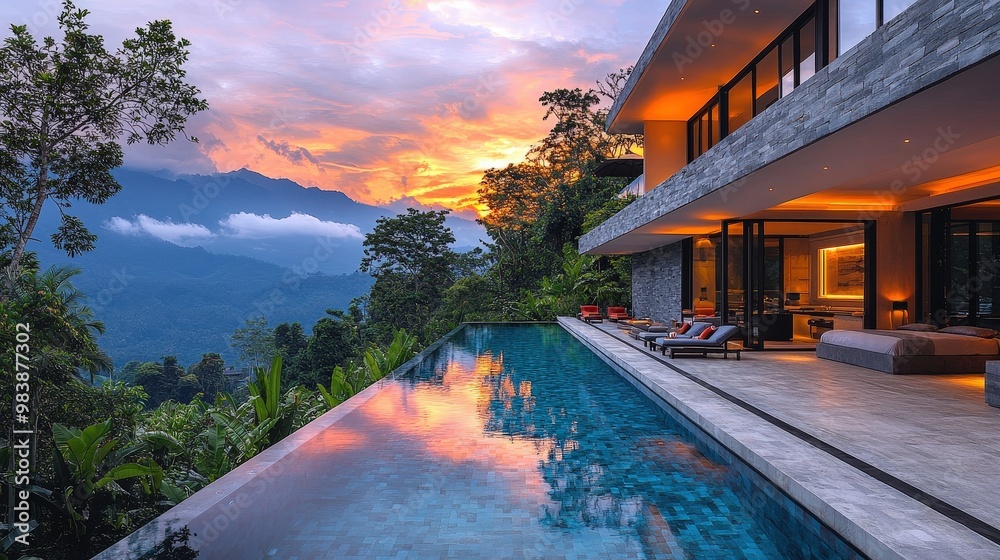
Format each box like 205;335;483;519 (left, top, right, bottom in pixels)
978;224;1000;329
722;220;872;350
746;221;765;349
723;221;746;338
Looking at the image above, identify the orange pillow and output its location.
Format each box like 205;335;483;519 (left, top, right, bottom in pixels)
677;322;691;334
699;325;717;340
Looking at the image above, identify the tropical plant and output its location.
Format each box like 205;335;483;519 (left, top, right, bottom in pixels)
1;265;111;384
318;329;417;409
32;420;163;540
247;356;324;447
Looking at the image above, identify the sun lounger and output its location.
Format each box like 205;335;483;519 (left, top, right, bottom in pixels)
580;305;603;323
654;325;742;359
606;306;630;322
642;322;712;348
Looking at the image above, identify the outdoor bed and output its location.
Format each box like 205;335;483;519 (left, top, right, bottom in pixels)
816;325;1000;374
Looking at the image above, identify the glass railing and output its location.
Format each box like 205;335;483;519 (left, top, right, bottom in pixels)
619;174;645;198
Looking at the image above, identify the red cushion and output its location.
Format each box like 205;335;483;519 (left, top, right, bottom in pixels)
699;325;718;340
676;322;691;334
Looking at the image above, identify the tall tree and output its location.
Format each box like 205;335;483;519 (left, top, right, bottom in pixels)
230;317;276;374
300;310;362;388
0;1;208;273
476;70;641;296
360;209;458;340
189;352;226;401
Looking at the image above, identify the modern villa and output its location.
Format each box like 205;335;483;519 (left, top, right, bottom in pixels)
580;0;1000;350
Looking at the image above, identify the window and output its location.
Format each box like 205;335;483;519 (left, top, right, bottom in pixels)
729;72;753;132
690;98;721;159
882;0;917;23
780;35;796;98
700;110;710;154
799;17;817;84
839;0;877;55
755;47;779;114
686;0;922;162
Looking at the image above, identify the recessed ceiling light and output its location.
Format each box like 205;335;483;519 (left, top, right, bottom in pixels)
903;139;910;143
768;188;774;191
823;166;829;170
754;9;760;14
711;44;716;47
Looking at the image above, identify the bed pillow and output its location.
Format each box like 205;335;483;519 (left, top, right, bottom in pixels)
938;325;999;338
896;323;937;332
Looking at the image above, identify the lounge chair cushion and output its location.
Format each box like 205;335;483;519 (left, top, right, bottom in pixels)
656;325;740;348
684;322;712;338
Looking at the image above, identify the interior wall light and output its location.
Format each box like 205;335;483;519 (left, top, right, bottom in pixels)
891;301;909;329
694;237;714;261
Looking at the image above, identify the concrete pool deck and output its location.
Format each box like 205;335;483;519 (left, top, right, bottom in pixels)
559;317;1000;559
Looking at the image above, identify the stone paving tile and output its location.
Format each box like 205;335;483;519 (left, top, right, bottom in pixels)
565;318;1000;559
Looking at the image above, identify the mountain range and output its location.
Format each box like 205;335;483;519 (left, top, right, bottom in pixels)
31;168;489;367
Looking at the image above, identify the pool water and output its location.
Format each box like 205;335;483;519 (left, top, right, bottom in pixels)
167;323;866;559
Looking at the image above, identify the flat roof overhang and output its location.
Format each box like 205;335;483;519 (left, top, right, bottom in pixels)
608;0;814;134
585;52;1000;254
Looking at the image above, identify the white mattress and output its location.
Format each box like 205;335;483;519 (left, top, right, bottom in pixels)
819;329;1000;356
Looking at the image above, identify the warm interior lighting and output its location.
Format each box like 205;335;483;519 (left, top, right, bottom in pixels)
818;243;865;300
903;139;911;143
694;236;714;261
822;166;829;170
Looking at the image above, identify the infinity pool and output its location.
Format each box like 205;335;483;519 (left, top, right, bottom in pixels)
120;323;867;559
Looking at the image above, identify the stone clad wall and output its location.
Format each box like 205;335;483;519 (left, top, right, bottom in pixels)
631;242;683;323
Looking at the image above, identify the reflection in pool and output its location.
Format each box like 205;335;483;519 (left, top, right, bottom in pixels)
141;323;866;559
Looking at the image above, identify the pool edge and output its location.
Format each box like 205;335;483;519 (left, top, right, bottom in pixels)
557;316;1000;560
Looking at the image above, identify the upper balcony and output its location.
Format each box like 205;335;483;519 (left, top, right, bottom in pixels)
580;0;1000;255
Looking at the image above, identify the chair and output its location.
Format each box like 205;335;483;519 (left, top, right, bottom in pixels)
606;306;630;322
654;325;742;360
580;305;603;323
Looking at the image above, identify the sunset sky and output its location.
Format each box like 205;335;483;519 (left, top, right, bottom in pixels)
0;1;659;218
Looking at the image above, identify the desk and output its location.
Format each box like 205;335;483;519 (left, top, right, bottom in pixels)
788;309;864;339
